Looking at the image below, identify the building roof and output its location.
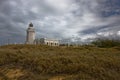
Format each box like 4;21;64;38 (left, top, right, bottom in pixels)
29;22;33;27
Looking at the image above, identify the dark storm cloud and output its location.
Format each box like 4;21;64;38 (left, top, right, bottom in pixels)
80;14;120;35
80;26;108;35
98;0;120;16
0;0;120;44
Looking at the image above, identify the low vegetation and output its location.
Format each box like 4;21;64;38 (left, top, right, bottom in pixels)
0;44;120;80
92;38;120;48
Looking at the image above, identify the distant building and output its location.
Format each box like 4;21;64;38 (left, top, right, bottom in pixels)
35;38;59;46
25;23;59;46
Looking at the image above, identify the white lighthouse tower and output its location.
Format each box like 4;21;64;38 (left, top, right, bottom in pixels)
26;23;35;44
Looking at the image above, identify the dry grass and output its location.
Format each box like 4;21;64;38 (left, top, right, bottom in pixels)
0;44;120;80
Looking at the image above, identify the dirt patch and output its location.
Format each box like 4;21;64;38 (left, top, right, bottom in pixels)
49;76;65;80
5;69;24;79
0;67;25;80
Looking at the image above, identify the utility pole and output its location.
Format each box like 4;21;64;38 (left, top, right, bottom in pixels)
8;38;10;45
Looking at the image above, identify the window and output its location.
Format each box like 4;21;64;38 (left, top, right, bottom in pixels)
51;43;53;46
55;43;56;46
47;42;48;45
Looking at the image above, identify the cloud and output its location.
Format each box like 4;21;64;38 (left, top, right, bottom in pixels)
0;0;120;44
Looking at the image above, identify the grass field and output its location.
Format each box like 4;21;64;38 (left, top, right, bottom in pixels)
0;44;120;80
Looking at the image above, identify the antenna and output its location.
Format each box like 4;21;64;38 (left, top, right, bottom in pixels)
8;38;10;45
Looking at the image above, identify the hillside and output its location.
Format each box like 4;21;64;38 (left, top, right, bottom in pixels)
0;45;120;80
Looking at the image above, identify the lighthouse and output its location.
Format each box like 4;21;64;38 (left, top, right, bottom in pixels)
26;23;35;44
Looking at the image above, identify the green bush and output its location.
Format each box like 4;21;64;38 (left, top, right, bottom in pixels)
92;39;120;48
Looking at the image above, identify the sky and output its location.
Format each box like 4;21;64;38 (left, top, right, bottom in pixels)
0;0;120;44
